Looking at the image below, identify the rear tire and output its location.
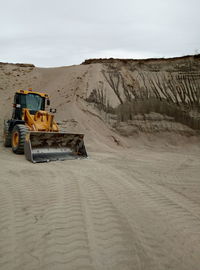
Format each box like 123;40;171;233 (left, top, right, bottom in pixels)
3;121;12;147
12;125;29;154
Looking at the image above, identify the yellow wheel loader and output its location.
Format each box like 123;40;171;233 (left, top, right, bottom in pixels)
3;89;87;163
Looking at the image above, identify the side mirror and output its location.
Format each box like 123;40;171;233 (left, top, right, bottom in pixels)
47;99;50;106
50;108;57;113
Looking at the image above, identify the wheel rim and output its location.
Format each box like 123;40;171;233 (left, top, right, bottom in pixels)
12;131;19;148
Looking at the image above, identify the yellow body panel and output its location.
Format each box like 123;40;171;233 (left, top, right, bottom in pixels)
16;89;57;132
22;108;59;132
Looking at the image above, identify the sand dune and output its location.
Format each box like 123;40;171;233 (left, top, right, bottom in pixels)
0;57;200;269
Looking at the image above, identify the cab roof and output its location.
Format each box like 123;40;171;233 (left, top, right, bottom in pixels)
16;89;49;98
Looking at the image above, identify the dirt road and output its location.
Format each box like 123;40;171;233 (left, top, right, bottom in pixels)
0;143;200;270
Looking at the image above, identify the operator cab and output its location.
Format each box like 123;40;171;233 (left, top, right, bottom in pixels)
12;90;48;120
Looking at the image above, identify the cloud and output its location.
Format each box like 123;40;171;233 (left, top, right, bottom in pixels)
0;0;199;66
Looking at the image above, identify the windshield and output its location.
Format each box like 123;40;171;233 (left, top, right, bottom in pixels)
26;94;44;111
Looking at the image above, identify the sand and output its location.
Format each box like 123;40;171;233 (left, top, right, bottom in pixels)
0;58;200;269
0;141;200;270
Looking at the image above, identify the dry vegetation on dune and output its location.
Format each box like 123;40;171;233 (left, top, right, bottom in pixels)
0;56;200;270
83;55;200;137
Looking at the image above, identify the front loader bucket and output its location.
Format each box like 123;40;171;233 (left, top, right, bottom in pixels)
24;132;87;163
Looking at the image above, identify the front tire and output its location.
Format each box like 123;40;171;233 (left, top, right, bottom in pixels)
3;121;12;147
12;125;29;154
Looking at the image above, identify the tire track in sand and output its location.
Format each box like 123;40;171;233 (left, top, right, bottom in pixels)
88;161;200;270
79;178;154;270
0;176;94;270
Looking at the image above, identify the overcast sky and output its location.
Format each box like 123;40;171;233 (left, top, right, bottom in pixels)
0;0;199;67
